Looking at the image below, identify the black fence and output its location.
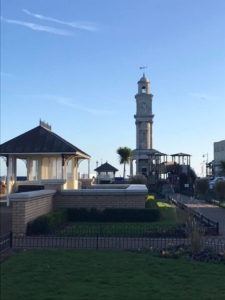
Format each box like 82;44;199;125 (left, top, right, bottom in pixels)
180;190;223;202
10;234;225;253
1;230;225;253
0;232;12;254
169;196;219;235
205;198;225;209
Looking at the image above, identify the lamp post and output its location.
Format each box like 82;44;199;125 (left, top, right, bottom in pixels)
200;161;205;177
203;153;208;177
96;161;99;184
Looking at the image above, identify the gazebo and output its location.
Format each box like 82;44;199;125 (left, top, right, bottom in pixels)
94;162;118;184
0;121;91;205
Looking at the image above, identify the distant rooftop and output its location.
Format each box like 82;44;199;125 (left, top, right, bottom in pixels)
94;162;118;172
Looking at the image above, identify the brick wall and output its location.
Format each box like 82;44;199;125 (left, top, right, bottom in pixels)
44;184;62;191
86;184;130;189
54;191;146;211
10;187;147;234
10;190;56;234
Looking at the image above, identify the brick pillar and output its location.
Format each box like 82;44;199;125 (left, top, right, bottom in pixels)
12;201;26;234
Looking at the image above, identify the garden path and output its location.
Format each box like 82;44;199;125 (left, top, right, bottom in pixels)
172;194;225;237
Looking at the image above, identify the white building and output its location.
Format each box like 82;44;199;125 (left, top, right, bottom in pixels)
214;140;225;176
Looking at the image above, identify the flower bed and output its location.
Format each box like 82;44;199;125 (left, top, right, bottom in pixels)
136;243;225;264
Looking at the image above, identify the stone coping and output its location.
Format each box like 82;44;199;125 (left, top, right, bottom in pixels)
16;179;66;185
126;185;148;191
9;189;56;201
61;188;147;196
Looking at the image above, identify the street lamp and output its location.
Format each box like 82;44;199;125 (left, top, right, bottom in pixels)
203;153;208;177
200;161;205;177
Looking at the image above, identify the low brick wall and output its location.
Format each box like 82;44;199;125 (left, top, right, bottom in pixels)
9;190;56;234
54;189;146;211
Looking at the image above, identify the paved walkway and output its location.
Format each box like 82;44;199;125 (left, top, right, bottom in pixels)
172;194;225;237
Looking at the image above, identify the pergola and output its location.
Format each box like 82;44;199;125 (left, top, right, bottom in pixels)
170;152;192;189
94;162;118;184
0;121;91;205
130;148;168;178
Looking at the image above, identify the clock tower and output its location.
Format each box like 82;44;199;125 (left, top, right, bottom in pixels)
131;73;156;176
134;74;154;150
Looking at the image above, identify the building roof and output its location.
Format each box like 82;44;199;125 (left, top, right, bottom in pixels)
170;152;191;157
94;162;118;172
138;74;150;83
0;125;90;157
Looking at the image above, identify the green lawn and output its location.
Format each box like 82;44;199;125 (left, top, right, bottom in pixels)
1;250;225;300
60;221;179;237
59;202;179;237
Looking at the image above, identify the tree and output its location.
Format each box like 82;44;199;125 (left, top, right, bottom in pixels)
116;147;133;181
194;178;209;197
215;180;225;201
219;160;225;176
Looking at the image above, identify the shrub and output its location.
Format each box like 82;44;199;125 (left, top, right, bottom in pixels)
215;180;225;201
194;178;209;196
103;208;160;222
28;209;68;235
174;206;205;254
128;175;147;185
145;195;158;209
68;208;104;222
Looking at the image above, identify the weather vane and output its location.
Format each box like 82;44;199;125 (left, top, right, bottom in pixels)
140;66;147;76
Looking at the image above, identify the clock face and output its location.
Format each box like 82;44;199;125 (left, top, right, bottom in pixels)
141;102;147;110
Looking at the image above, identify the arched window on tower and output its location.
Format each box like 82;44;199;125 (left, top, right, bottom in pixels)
142;86;146;93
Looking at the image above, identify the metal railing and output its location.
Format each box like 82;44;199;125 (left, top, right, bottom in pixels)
1;229;224;253
168;196;219;235
0;232;12;254
205;198;225;209
11;233;225;252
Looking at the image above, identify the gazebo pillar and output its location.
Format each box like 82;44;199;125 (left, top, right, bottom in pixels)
6;155;10;206
27;158;31;180
37;157;42;184
6;155;16;205
27;158;35;181
136;160;139;175
71;157;78;189
130;159;133;177
88;159;90;179
11;156;17;193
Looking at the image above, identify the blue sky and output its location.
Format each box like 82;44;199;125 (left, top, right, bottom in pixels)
1;0;225;177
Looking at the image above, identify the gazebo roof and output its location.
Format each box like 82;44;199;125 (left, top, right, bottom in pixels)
170;152;191;157
0;125;90;158
94;162;118;172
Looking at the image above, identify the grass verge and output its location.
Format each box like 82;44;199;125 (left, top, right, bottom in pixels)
1;250;225;300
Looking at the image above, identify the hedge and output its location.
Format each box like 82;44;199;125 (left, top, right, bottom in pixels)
27;209;68;235
145;195;158;209
68;208;160;223
27;207;161;235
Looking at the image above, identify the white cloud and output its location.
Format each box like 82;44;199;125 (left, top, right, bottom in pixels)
1;16;72;36
23;9;98;32
29;94;114;115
